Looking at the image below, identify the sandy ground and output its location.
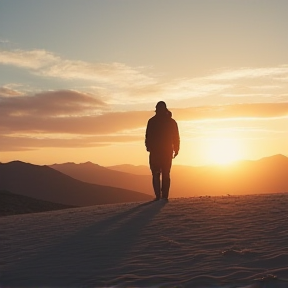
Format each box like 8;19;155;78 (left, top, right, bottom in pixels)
1;193;288;288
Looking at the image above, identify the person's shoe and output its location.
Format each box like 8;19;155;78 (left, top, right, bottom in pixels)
154;196;160;201
162;197;169;201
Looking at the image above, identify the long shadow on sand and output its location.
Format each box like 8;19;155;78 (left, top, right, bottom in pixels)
0;200;166;287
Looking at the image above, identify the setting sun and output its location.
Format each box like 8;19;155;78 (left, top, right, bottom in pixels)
204;138;243;165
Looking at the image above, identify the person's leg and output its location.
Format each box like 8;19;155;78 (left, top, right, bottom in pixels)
149;153;161;199
161;155;172;199
152;172;161;199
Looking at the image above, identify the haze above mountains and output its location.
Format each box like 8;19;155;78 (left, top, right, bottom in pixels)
1;155;287;212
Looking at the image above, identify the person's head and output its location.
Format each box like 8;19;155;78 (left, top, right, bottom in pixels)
155;101;167;115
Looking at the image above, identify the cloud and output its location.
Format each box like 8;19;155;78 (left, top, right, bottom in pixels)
0;49;155;87
1;87;287;138
0;86;23;97
2;48;287;154
2;49;288;107
173;103;288;121
1;87;287;152
0;49;230;104
0;90;105;117
43;61;155;87
2;48;288;116
124;66;288;104
0;49;59;69
0;110;151;135
0;134;142;151
0;39;10;45
205;66;288;81
0;88;151;136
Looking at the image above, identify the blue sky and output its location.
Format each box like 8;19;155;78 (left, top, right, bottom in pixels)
1;0;288;166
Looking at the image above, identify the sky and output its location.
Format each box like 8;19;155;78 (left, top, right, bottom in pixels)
0;0;288;167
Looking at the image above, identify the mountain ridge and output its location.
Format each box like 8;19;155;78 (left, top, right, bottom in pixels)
1;155;287;201
0;161;152;206
50;154;288;197
50;162;152;195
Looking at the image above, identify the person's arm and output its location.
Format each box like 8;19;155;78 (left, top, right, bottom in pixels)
145;120;151;152
172;120;180;157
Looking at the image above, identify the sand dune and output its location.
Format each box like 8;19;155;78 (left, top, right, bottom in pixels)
1;193;288;287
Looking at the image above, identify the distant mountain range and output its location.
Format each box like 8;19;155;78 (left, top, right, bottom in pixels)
0;190;74;217
167;154;288;197
1;155;287;210
50;162;152;196
50;154;288;197
0;161;152;206
106;164;150;175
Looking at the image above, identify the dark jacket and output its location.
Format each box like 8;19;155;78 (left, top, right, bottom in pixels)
145;113;180;155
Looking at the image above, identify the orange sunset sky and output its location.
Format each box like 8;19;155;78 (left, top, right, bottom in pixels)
0;0;288;167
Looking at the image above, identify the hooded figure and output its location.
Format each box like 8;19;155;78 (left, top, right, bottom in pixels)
145;101;180;200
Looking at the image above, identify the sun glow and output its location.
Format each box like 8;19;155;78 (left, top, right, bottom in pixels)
204;138;243;165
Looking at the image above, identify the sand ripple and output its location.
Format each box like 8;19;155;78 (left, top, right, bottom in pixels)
1;193;288;287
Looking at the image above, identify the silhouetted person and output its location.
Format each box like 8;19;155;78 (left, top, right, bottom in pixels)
145;101;180;200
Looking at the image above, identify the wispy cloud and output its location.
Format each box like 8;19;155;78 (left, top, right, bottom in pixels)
0;39;10;45
204;66;288;81
0;86;23;97
1;49;288;106
0;49;155;86
0;134;142;151
0;49;59;69
174;103;288;121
